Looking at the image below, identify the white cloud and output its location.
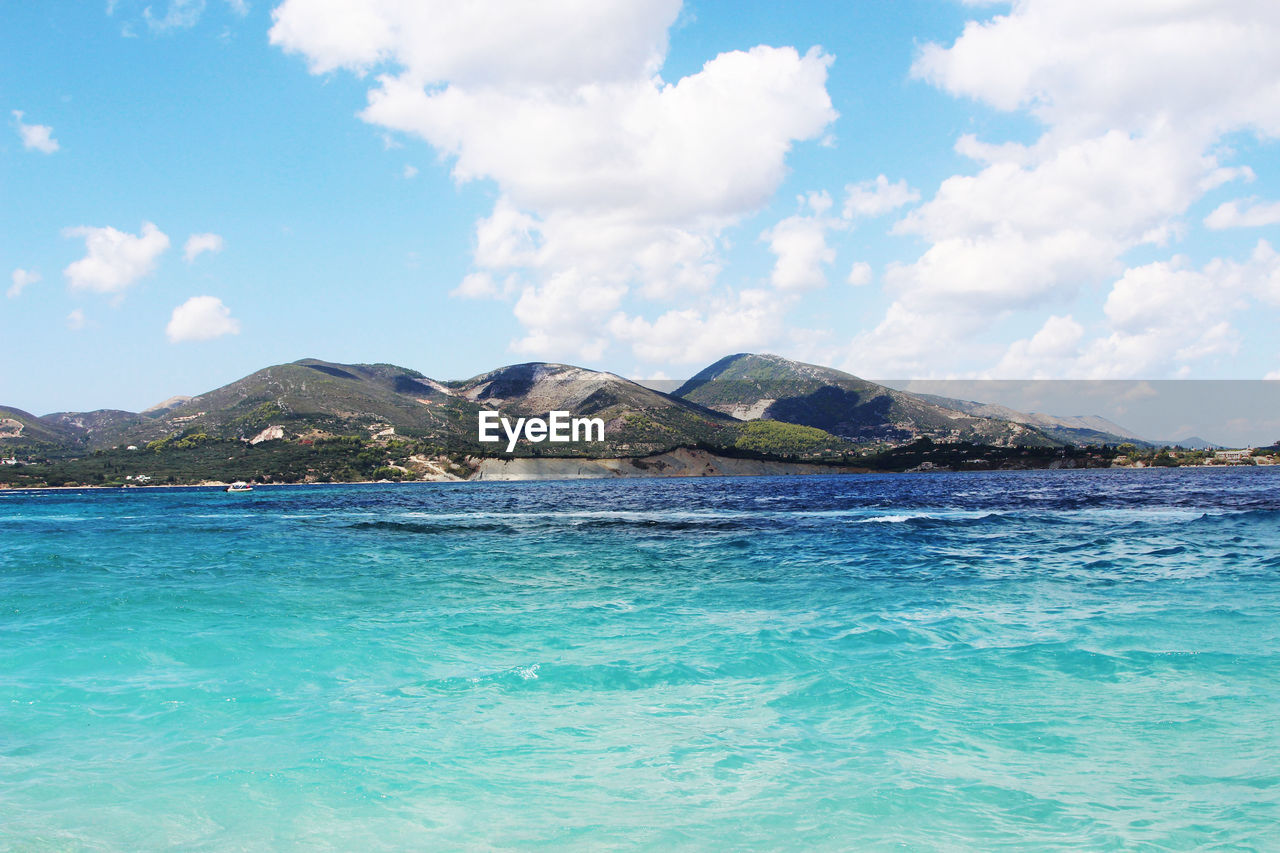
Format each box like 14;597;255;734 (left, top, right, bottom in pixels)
183;232;225;262
762;192;837;291
8;268;40;299
990;315;1085;378
270;1;835;363
1204;198;1280;230
838;1;1280;377
145;0;206;32
166;295;241;342
63;222;170;295
270;0;683;82
887;131;1223;311
993;241;1280;379
842;175;919;218
402;164;418;179
66;309;86;331
846;261;873;287
911;1;1280;140
12;110;59;154
226;0;249;15
608;289;787;364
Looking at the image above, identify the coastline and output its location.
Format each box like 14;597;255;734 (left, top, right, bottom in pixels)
2;448;1272;494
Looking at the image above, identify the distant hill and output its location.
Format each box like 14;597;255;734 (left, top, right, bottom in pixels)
4;353;1163;459
1155;436;1219;450
90;359;485;450
672;353;1059;446
0;406;81;447
453;362;738;454
3;358;748;458
908;393;1147;447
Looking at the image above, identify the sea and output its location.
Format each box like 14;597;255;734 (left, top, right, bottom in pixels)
2;468;1278;850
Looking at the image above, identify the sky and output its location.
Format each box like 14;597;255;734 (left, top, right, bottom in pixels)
3;0;1280;418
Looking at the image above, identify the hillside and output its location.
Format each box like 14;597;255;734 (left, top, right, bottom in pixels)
673;354;1058;447
909;393;1146;447
453;362;740;455
0;406;81;447
1;358;766;459
3;353;1164;482
125;359;473;446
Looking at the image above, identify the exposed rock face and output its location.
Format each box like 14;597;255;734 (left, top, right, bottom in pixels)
249;425;285;445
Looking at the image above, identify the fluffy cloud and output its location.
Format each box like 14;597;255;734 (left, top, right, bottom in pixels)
12;111;59;154
63;222;170;295
1204;198;1280;230
843;1;1280;377
166;295;241;342
887;130;1230;310
912;0;1280;140
8;268;39;299
270;0;835;363
762;192;836;291
989;315;1085;378
846;262;873;287
66;309;86;331
608;289;787;365
992;241;1280;378
183;232;225;262
842;175;919;218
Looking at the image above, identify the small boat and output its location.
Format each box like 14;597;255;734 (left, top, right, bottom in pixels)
225;481;253;493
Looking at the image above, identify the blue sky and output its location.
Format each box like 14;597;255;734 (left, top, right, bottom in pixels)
3;0;1280;415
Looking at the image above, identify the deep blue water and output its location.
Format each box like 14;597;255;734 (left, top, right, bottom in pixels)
2;468;1278;850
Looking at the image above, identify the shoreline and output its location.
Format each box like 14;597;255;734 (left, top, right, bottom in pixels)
1;454;1271;494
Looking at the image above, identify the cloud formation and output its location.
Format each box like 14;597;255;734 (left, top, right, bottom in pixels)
8;269;40;299
270;0;836;364
842;175;918;218
183;232;225;262
845;0;1280;378
63;222;170;295
166;295;241;342
1204;198;1280;230
763;192;837;291
12;110;59;154
846;262;872;287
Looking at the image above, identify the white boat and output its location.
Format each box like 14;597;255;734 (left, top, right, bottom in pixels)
225;481;253;493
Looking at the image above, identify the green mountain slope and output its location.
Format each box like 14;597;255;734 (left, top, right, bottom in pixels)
673;353;1059;447
454;362;740;454
103;359;483;449
7;353;1157;466
908;393;1147;447
0;406;81;447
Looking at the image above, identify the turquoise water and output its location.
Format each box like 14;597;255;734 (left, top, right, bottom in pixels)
2;469;1278;850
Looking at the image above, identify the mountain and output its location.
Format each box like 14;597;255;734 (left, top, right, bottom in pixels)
43;409;151;445
4;353;1157;461
452;362;738;453
141;395;193;416
90;359;482;450
0;406;82;447
3;358;745;457
908;393;1146;447
672;353;1059;446
1155;436;1219;450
